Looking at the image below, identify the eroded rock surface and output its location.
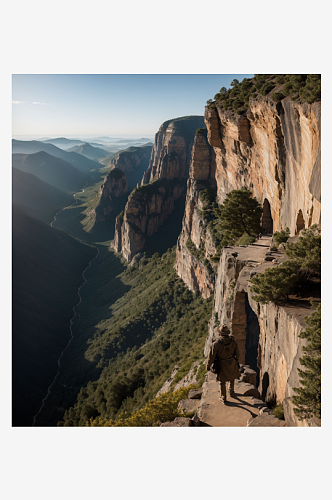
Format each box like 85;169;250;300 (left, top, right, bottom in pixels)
112;116;204;261
205;96;321;234
95;168;128;224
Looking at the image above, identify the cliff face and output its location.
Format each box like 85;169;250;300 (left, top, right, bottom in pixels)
175;130;217;298
174;93;321;426
95;168;128;224
176;95;321;295
205;96;321;234
203;241;320;427
112;116;204;261
141;116;205;184
110;145;152;190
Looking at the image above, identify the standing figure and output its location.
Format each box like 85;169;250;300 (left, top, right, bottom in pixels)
206;324;241;404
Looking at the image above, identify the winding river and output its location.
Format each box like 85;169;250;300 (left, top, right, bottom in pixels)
32;179;98;426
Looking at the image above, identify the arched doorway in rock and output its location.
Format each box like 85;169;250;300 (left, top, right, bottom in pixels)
261;198;273;234
261;372;269;401
296;209;305;234
245;294;260;385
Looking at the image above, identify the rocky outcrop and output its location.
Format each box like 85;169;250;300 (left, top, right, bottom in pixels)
111;178;185;260
205;96;321;235
141;116;205;184
175;130;217;298
204;238;320;427
94;168;128;224
110;145;152;190
112;116;204;261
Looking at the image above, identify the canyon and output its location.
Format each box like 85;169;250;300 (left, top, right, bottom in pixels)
109;90;321;426
111;115;204;260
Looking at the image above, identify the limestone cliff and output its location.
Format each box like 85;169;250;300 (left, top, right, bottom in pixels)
95;168;128;224
141;116;205;184
112;116;204;261
110;144;152;190
174;129;217;298
205;95;321;234
175;93;321;295
203;239;320;427
175;87;321;426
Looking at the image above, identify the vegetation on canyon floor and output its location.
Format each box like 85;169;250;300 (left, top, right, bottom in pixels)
207;74;321;115
57;247;213;426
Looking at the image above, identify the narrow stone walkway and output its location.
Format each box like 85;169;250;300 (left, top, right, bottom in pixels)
197;372;265;427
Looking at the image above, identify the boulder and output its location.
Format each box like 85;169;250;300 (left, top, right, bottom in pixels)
239;366;257;386
235;381;260;398
247;413;287;427
188;389;203;399
160;417;193;427
177;399;200;414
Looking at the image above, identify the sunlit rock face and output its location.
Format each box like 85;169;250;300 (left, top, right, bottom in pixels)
175;96;320;297
205;96;321;235
95;169;128;223
175;130;217;298
112;116;204;261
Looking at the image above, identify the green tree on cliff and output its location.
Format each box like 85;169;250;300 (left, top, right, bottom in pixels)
214;188;263;244
251;226;321;304
292;303;321;420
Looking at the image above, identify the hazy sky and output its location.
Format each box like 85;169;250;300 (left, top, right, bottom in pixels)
12;74;254;138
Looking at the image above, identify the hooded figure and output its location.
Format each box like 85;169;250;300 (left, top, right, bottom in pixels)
206;324;241;404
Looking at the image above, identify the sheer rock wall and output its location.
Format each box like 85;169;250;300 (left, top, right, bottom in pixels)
205;96;321;234
112;116;204;261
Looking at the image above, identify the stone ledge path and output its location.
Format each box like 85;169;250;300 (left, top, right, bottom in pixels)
197;372;265;427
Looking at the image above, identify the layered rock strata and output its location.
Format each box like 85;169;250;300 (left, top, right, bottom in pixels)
205;96;321;235
112;116;204;261
111;179;185;260
175;130;217;298
110;144;152;190
94;168;128;224
141;116;205;184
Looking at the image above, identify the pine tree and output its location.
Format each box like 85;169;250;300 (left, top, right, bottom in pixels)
273;227;290;245
250;261;299;304
214;188;263;244
251;225;321;304
285;225;321;274
292;303;321;420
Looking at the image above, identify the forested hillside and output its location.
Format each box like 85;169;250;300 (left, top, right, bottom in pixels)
12;207;97;426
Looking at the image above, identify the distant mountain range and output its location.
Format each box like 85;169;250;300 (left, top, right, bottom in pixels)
13;151;88;193
12;168;74;223
67;142;109;160
42;137;110;150
12;140;101;172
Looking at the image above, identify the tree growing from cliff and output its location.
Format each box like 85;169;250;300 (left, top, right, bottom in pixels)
214;188;263;244
251;261;299;304
273;227;290;245
285;225;321;275
251;226;321;304
292;303;321;420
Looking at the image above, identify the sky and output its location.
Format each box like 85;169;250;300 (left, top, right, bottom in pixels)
12;74;254;138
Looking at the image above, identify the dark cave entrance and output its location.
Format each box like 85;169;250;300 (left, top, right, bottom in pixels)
231;291;260;385
261;198;273;234
244;293;260;385
296;209;305;234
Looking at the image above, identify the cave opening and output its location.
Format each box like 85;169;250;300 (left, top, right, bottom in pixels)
231;291;261;386
244;293;260;385
261;198;273;234
296;209;305;234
